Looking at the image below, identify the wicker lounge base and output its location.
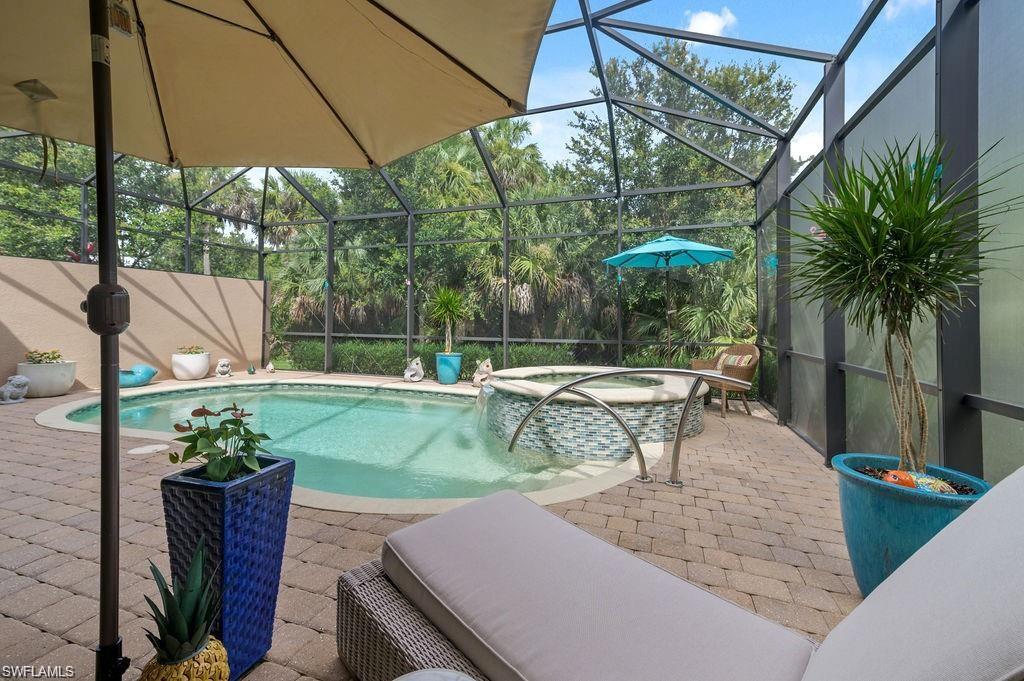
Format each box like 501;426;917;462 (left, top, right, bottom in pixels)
336;560;487;681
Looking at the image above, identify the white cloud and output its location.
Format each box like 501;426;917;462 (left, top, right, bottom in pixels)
524;67;601;163
879;0;930;20
790;129;823;164
684;7;737;36
527;67;598;109
528;110;578;164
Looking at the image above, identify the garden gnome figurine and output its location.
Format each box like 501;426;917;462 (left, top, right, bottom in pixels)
1;375;30;404
266;362;276;373
215;359;232;377
404;357;424;382
472;358;494;387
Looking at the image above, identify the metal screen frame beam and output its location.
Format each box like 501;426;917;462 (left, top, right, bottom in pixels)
377;167;416;359
598;18;835;63
611;95;778;138
615;102;756;181
935;0;983;476
822;59;847;465
775;143;792;425
599;25;785;138
275;167;336;371
579;0;623;198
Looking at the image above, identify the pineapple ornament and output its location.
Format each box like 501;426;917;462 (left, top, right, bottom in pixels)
140;540;229;681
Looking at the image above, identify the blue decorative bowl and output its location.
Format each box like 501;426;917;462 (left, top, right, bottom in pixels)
161;455;294;679
435;353;463;385
119;363;157;388
832;453;989;597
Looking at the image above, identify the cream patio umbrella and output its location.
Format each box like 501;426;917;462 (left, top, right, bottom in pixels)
0;0;551;168
0;2;552;678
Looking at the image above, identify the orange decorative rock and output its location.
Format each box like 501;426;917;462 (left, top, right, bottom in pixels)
882;470;917;488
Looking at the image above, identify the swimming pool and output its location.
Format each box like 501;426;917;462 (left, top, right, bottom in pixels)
66;383;579;499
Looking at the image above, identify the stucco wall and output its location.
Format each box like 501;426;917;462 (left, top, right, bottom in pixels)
0;256;265;390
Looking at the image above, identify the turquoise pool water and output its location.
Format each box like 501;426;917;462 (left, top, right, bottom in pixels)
527;372;661;389
68;384;577;499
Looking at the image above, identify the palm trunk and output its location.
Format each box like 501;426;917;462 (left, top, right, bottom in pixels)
884;327;929;472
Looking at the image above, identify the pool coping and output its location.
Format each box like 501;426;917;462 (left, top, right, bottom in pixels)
490;365;709;404
34;375;665;514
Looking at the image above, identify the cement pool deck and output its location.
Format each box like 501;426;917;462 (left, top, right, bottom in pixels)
0;371;860;680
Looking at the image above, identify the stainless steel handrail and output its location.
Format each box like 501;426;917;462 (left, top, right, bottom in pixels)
505;368;752;486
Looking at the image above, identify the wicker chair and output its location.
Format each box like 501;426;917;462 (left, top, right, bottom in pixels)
691;343;760;417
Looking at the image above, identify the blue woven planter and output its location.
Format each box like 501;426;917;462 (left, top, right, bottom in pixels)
833;453;989;597
161;455;294;680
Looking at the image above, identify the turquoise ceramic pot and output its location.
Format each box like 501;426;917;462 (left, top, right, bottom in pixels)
435;353;463;384
832;453;990;597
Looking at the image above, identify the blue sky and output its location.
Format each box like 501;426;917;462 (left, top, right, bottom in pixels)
525;0;937;162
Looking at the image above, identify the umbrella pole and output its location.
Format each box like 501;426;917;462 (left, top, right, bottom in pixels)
665;270;672;363
88;1;131;679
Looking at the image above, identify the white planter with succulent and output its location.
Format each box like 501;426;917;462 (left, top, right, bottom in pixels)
171;345;210;381
17;350;76;398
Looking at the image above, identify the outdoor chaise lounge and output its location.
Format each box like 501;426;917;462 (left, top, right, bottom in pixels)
337;467;1024;681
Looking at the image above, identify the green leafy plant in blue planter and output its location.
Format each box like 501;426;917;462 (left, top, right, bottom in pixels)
161;403;294;679
790;140;1018;595
428;286;468;384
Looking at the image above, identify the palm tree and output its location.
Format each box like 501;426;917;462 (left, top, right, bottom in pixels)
481;119;547;194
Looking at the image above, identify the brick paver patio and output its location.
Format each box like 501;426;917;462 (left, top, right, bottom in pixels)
0;377;860;680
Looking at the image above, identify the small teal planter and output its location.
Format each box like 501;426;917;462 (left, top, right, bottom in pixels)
435;352;463;384
832;453;990;597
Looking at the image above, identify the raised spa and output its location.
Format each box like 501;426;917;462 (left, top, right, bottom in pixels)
485;366;708;461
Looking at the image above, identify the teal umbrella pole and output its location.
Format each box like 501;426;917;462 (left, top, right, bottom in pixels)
665;269;672;361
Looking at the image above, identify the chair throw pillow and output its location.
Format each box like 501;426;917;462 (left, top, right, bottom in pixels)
719;354;753;370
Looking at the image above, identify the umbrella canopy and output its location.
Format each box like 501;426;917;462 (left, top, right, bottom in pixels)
604;235;733;360
0;0;553;168
603;234;734;269
0;3;553;678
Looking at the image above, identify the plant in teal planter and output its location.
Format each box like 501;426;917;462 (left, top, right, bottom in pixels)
427;286;467;384
791;140;1016;595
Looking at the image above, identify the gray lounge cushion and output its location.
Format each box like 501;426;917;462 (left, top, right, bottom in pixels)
801;464;1024;681
382;490;814;681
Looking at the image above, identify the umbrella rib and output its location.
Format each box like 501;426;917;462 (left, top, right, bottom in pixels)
132;0;176;165
161;0;271;38
240;0;377;168
361;0;523;112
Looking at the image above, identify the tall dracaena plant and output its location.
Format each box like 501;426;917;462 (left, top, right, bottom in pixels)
428;286;467;354
791;140;1018;472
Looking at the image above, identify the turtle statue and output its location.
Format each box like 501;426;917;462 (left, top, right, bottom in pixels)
472;358;494;387
404;357;424;382
1;375;30;404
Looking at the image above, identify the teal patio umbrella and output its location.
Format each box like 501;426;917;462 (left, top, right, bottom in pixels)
603;235;734;359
